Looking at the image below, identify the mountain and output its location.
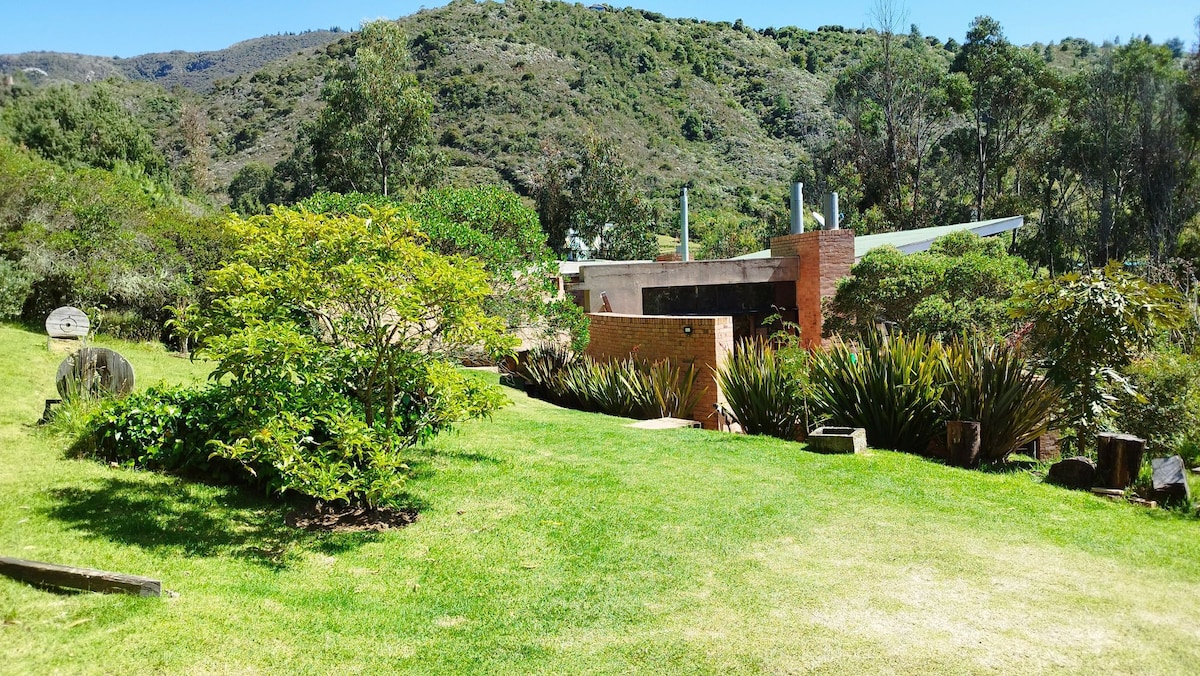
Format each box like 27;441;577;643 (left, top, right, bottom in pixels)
0;31;346;92
199;0;904;219
0;0;1107;227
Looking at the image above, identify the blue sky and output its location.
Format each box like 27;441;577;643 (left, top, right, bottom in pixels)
2;1;1195;57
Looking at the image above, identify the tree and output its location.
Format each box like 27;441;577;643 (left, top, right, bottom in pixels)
950;17;1061;220
2;82;165;178
697;211;763;260
227;163;279;216
1120;40;1199;261
1012;263;1187;450
832;2;959;229
534;142;575;258
535;138;656;260
300;187;590;350
177;103;210;194
306;20;440;196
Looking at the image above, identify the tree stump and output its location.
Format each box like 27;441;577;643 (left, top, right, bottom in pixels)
947;420;981;469
1094;433;1146;490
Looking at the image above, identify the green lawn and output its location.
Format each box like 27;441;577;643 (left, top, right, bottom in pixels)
2;324;1199;674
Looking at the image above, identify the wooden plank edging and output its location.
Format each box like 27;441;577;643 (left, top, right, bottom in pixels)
0;556;161;597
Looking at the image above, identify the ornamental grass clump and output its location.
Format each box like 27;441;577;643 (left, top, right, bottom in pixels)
514;344;701;420
714;339;809;440
809;331;946;454
941;335;1061;462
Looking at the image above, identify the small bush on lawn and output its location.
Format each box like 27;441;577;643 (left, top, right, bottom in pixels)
77;364;506;507
714;339;812;440
74;205;514;508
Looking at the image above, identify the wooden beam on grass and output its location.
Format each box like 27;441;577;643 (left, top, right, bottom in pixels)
0;556;161;597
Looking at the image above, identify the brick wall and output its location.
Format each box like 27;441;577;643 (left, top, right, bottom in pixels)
585;313;733;429
771;230;855;348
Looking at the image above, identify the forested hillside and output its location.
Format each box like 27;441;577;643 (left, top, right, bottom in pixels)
2;0;1197;269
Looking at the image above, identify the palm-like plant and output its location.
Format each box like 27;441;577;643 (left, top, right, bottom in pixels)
714;340;807;439
809;331;946;454
941;335;1061;462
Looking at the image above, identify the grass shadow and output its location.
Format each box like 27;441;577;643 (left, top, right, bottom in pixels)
40;476;386;568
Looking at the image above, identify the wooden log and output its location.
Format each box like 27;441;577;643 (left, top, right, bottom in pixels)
0;556;161;597
947;420;982;469
1094;433;1146;490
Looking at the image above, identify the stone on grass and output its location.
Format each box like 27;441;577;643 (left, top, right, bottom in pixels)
1047;456;1096;490
1151;456;1191;505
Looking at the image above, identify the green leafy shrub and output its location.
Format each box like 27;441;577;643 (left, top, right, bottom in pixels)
1013;262;1187;451
0;259;34;319
714;340;809;439
74;385;249;485
1116;349;1200;461
810;332;946;454
75;205;518;508
300;188;590;351
941;336;1061;462
825;232;1029;339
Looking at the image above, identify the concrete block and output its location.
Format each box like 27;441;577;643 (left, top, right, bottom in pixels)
807;426;867;454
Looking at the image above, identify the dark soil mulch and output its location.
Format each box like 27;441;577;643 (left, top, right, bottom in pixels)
285;503;419;533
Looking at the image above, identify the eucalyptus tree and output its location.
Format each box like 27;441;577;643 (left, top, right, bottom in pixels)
832;11;959;229
950;16;1062;220
535;138;656;261
306;20;440;196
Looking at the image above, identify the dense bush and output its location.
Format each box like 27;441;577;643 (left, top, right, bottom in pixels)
2;82;166;178
0;138;232;339
1116;350;1200;461
73;206;515;508
714;340;813;439
74;385;248;486
825;232;1029;339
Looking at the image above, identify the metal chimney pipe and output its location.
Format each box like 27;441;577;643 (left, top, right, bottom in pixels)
680;187;690;261
823;192;840;230
790;182;804;235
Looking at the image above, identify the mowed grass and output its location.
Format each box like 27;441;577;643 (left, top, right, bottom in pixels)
1;323;1199;674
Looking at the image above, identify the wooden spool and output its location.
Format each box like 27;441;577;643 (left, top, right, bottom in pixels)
56;348;135;400
45;306;90;339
